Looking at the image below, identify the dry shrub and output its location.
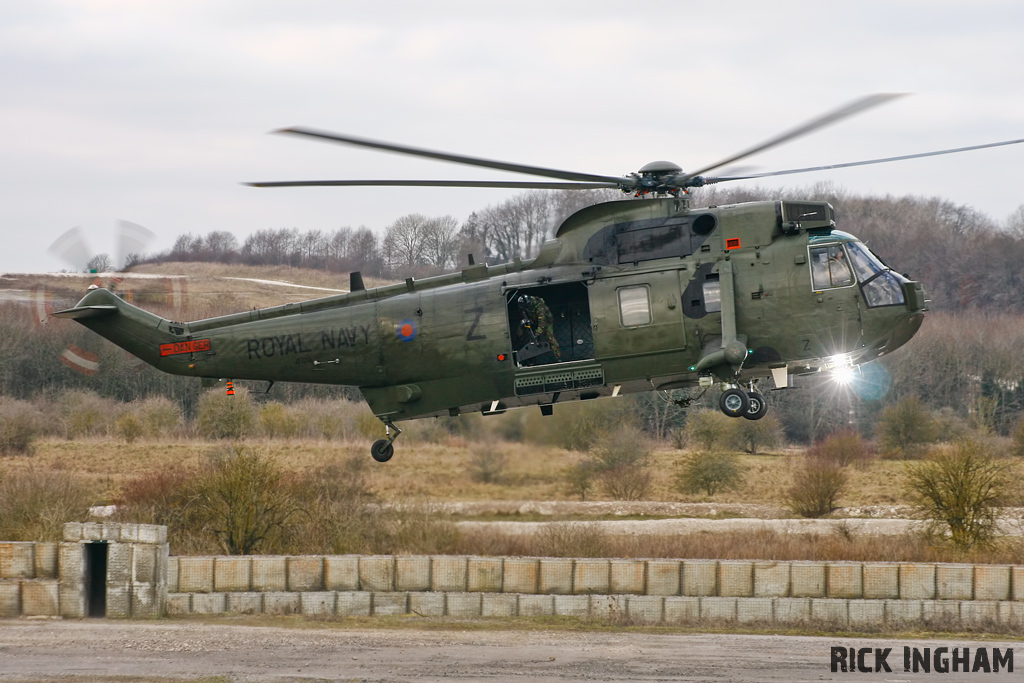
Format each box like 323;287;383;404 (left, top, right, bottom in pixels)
135;396;184;438
876;396;939;458
565;457;598;501
676;451;744;496
291;398;364;440
468;448;507;484
807;429;873;469
587;425;653;501
197;387;254;439
285;456;381;554
533;521;611;558
0;398;43;455
729;415;784;454
57;389;121;439
258;402;306;439
684;409;732;452
787;458;848;518
114;412;144;444
905;439;1016;550
0;468;96;541
194;445;299;554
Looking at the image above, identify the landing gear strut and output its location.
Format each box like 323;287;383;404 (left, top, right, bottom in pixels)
719;383;769;420
370;420;402;463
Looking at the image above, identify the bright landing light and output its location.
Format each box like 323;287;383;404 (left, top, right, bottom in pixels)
832;364;856;385
824;354;856;385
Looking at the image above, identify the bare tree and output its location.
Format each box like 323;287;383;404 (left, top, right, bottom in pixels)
422;215;460;270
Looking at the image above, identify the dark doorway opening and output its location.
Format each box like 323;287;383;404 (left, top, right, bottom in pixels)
85;541;108;618
506;282;594;367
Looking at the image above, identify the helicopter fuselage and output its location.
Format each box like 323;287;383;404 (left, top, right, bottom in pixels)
59;197;927;425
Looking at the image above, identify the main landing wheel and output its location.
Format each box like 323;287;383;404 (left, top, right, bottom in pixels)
744;391;768;421
719;387;749;418
370;439;395;463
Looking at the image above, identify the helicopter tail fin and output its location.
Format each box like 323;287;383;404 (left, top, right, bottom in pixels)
53;288;180;367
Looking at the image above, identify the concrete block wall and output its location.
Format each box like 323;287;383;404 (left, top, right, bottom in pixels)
164;555;1023;603
162;554;1024;628
0;542;60;618
164;589;1024;629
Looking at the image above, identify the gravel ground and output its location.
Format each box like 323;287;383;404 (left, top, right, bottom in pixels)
455;516;932;537
0;619;1011;682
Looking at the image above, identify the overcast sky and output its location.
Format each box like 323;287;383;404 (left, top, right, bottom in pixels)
3;0;1023;273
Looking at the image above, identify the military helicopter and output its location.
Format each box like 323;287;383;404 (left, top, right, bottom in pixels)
55;94;1024;462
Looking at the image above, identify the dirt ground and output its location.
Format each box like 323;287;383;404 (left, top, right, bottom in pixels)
0;618;1012;683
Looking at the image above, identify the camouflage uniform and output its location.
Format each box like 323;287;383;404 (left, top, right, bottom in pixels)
519;295;561;359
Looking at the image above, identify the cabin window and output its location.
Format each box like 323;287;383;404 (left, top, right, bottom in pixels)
618;285;651;327
809;245;853;290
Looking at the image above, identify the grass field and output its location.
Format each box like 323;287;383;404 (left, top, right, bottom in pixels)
7;436;912;510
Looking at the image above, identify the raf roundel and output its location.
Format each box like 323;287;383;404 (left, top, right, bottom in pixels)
397;318;418;342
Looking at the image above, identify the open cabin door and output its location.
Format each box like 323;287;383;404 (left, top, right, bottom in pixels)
506;282;595;368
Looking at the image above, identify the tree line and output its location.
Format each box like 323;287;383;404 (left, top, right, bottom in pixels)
146;184;1024;315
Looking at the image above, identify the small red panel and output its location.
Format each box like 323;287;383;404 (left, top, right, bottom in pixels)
159;339;212;356
726;237;742;250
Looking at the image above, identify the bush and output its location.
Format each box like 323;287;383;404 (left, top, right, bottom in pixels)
468;448;507;484
904;440;1014;550
114;412;144;444
588;425;652;501
787;458;848;518
57;390;119;439
729;415;784;454
807;429;872;469
193;445;298;554
676;451;744;496
292;398;365;441
197;387;254;440
0;398;43;455
876;396;938;458
258;402;305;439
136;396;184;438
684;410;732;452
0;468;96;540
533;521;611;558
565;458;598;501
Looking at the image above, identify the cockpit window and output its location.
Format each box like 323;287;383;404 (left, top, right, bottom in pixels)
846;241;885;282
848;241;907;307
809;245;853;290
861;270;906;307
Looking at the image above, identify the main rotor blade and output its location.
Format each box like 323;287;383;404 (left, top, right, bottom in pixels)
703;137;1024;184
682;94;906;182
247;179;622;189
275;127;631;186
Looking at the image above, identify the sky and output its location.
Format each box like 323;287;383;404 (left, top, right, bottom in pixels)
2;0;1024;272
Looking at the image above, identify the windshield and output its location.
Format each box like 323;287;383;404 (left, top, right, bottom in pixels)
845;241;885;282
847;241;906;307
